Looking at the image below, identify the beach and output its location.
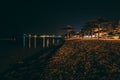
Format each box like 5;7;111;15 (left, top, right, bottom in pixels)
0;40;120;80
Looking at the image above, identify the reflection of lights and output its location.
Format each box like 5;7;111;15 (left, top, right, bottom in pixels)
23;34;26;48
40;35;62;38
28;34;32;37
23;33;63;48
43;37;45;48
52;38;55;44
23;34;26;36
84;35;91;38
40;35;46;38
33;34;37;48
47;39;49;47
52;35;55;37
50;35;55;38
46;35;50;37
33;34;37;38
56;35;62;38
28;34;31;48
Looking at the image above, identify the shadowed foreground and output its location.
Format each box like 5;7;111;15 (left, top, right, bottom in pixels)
1;40;120;80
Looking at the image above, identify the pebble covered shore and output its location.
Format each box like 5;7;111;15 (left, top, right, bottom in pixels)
1;40;120;80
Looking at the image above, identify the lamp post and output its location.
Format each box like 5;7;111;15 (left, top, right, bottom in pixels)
46;36;49;47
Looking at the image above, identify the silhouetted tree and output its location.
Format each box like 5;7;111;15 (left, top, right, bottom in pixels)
83;18;112;39
62;25;74;38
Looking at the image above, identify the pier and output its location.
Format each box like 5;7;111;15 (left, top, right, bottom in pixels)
23;34;63;48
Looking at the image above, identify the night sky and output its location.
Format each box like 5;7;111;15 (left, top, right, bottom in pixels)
1;0;120;35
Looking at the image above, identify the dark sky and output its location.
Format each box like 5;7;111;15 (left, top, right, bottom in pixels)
1;0;120;35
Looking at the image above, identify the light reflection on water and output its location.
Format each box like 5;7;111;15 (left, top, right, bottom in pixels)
0;37;63;48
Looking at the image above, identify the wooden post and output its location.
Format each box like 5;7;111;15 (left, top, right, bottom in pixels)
52;38;55;45
43;37;45;48
47;38;49;47
28;34;31;48
34;34;37;48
